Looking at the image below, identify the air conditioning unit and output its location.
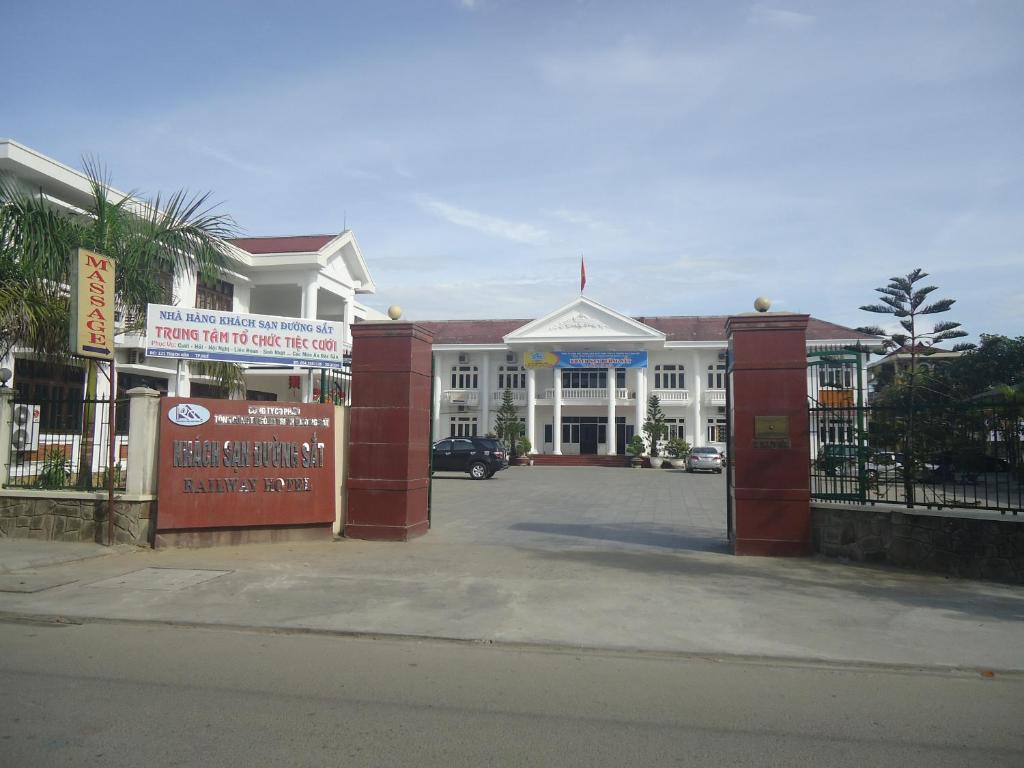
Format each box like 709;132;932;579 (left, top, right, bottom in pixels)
11;404;41;452
505;352;518;364
717;351;727;360
125;350;145;365
458;353;470;364
457;405;466;412
717;406;726;413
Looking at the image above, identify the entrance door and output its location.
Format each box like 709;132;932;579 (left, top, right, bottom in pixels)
616;424;634;455
579;424;599;455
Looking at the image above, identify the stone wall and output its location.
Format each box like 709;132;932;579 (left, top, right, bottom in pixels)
0;492;154;546
812;503;1024;584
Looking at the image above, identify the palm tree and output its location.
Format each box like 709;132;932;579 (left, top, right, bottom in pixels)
0;161;240;487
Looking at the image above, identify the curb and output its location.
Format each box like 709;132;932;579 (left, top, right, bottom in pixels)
1;609;1021;678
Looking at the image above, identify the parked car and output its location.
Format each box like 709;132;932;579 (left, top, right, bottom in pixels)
431;437;508;479
686;446;724;474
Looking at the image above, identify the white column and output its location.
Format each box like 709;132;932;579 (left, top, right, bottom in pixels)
552;367;562;455
173;265;197;308
526;368;536;452
302;277;319;320
433;353;443;441
300;278;319;402
606;366;617;455
691;351;703;447
172;360;191;397
233;282;251;313
342;297;355;347
124;387;161;495
479;352;491;435
635;367;646;448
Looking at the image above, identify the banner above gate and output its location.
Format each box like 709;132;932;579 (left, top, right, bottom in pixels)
145;304;347;368
526;351;648;369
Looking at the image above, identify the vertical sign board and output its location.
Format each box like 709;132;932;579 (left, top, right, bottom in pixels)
69;248;116;360
157;398;336;531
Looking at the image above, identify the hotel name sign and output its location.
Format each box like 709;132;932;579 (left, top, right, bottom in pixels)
157;398;336;531
525;351;648;369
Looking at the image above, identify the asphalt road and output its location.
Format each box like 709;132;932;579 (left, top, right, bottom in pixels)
1;619;1021;767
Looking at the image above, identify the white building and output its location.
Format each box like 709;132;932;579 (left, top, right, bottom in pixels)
421;296;879;455
0;139;382;404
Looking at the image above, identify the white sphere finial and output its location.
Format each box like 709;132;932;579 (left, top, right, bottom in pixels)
387;304;403;320
754;296;772;313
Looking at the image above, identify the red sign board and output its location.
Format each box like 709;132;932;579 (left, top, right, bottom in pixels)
157;398;336;531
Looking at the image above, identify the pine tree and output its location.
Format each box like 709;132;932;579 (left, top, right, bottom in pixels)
642;394;668;457
494;387;522;456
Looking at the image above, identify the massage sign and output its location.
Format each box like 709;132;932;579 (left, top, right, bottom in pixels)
156;398;336;532
69;248;116;359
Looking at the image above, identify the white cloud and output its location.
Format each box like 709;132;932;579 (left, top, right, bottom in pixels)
549;209;625;236
538;39;721;92
747;5;815;30
458;0;479;10
187;140;272;176
417;196;549;246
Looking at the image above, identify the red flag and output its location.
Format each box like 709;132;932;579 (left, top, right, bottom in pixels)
580;254;586;293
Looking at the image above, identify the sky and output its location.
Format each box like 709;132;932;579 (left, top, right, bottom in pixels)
3;0;1022;340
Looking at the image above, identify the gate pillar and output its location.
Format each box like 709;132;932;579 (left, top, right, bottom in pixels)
726;312;811;556
345;322;433;541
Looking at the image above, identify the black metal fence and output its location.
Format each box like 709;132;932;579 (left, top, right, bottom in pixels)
810;400;1023;515
6;395;128;491
318;367;352;406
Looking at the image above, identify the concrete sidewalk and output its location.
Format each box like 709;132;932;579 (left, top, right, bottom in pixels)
1;536;1022;671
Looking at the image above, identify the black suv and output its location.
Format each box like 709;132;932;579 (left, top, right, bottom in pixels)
432;437;508;479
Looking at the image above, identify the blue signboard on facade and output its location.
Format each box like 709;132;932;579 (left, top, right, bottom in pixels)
556;351;648;369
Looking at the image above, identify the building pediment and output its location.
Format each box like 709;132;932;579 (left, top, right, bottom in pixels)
504;297;666;345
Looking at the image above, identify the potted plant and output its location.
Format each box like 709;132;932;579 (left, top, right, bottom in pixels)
642;394;669;468
666;437;690;469
516;436;533;466
627;434;646;468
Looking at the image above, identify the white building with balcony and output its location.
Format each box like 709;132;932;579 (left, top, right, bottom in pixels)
0;139;382;404
421;296;877;456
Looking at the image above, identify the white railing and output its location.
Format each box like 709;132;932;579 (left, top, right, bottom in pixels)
616;388;629;400
705;389;727;405
444;389;479;406
653;389;690;404
542;388;613;400
490;390;526;405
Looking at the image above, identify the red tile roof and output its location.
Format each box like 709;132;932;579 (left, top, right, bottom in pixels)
418;316;878;345
227;234;338;254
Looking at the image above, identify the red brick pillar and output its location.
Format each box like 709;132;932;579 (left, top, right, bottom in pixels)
345;322;433;541
726;313;811;556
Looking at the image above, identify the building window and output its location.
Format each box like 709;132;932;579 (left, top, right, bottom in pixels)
665;418;686;441
497;365;525;390
819;419;854;444
544;424;553;444
707;363;726;389
451;366;479;389
817;364;855;389
707;416;727;443
449;415;478;437
561;370;607;389
560;416;609;444
654;364;685;390
12;359;86;432
195;279;234;311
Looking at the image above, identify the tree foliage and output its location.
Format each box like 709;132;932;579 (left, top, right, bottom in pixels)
642;394;668;457
0;162;240;360
857;268;968;371
494;387;522;454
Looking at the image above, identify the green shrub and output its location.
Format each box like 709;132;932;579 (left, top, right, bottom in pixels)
666;437;690;458
36;448;70;490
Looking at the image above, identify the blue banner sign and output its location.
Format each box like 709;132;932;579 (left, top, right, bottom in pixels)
556;351;648;369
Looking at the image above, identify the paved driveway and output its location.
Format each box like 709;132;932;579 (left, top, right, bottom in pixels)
429;465;728;553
